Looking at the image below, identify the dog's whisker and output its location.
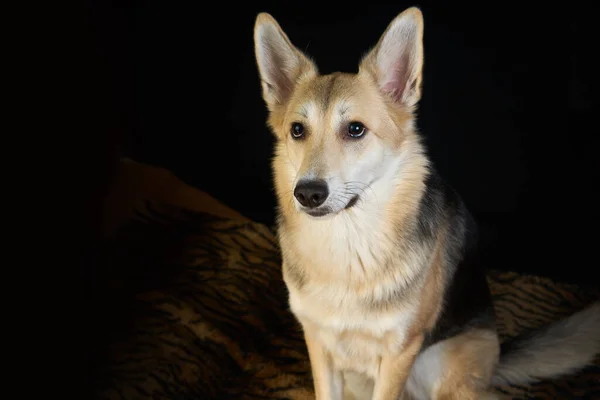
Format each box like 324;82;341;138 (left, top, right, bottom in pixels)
343;181;380;209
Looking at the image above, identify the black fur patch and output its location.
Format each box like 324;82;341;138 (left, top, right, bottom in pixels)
418;170;496;347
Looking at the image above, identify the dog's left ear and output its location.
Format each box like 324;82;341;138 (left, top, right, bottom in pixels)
254;13;318;111
359;7;424;108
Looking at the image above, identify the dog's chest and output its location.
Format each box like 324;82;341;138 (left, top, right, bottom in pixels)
281;216;420;376
289;284;417;377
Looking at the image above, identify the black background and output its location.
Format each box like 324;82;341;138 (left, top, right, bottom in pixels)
89;0;599;285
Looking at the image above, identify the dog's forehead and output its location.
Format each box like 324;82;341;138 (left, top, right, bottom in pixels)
294;73;359;120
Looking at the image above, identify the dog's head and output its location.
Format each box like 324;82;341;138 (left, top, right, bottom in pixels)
254;8;425;219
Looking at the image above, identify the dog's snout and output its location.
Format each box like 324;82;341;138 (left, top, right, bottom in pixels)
294;180;329;208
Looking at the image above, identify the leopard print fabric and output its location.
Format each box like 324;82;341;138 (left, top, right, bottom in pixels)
92;162;599;400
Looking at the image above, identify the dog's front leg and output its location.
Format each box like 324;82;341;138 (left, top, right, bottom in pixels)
372;334;424;400
303;327;343;400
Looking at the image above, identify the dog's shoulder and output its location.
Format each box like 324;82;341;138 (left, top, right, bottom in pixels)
417;169;495;346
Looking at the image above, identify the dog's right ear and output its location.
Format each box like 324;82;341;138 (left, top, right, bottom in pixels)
359;7;424;108
254;13;318;111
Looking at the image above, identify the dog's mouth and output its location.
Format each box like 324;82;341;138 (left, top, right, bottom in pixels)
303;195;360;217
344;195;359;210
302;195;360;217
305;208;332;218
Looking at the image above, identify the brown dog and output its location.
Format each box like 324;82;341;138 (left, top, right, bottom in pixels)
253;7;600;400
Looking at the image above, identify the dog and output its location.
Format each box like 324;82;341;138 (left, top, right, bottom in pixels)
253;7;600;400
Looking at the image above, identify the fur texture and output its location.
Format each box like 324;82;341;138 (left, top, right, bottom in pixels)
254;7;600;400
492;301;600;387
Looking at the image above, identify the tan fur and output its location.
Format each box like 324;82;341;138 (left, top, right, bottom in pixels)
303;323;344;399
408;231;446;337
374;334;425;400
271;71;421;233
430;330;500;400
334;233;455;400
254;7;500;400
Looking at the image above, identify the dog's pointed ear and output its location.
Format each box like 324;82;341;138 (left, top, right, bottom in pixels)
359;7;424;107
254;13;318;110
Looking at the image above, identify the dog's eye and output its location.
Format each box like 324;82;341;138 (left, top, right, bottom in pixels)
347;122;366;138
291;122;305;139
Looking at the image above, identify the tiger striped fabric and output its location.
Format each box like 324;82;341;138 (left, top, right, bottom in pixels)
93;160;599;400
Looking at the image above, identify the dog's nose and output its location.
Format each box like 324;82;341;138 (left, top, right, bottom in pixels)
294;180;329;208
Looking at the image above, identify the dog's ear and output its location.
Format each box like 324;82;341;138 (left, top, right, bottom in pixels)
254;13;318;110
359;7;424;108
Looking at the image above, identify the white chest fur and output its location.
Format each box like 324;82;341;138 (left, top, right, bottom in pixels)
289;283;417;377
281;212;423;378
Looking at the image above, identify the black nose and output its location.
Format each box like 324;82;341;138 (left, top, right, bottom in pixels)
294;180;329;208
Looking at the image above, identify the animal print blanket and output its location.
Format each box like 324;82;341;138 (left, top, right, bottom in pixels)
92;159;599;400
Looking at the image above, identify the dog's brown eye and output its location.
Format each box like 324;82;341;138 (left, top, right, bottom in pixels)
291;122;305;139
347;122;366;138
